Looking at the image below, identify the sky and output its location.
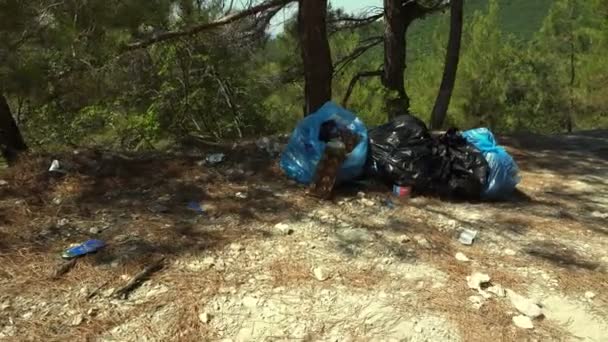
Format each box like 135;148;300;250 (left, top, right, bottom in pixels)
268;0;383;34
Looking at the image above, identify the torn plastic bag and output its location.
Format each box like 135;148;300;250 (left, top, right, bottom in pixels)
461;128;520;199
367;115;440;189
280;102;368;184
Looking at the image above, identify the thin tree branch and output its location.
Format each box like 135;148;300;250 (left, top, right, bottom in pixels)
333;36;383;75
123;0;296;51
342;70;383;107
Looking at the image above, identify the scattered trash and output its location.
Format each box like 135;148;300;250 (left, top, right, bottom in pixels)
62;239;106;259
466;272;491;290
458;229;478;245
205;153;225;165
313;267;329;281
461;128;520;199
235;192;248;199
512;315;534;329
280;101;369;185
113;257;165;299
455;252;470;262
392;185;411;197
506;289;543;319
48;159;67;174
187;201;204;214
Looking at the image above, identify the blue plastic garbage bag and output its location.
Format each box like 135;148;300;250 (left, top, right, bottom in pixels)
461;128;520;199
280;102;369;184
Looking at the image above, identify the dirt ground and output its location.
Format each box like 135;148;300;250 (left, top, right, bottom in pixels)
0;131;607;341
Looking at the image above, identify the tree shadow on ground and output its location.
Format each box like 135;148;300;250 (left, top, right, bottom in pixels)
524;240;602;271
0;148;310;269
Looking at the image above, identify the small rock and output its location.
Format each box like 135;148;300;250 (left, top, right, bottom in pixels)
87;308;98;316
199;312;212;324
468;295;485;309
591;211;608;219
512;315;534;329
487;284;506;297
360;198;375;207
230;243;244;252
89;227;100;234
235;192;248;199
242;296;258;308
504;248;517;256
274;223;294;235
506;289;543;319
584;291;596;300
22;312;33;320
70;314;84;326
467;272;491;290
313;267;329;281
0;180;8;186
357;191;366;198
455;252;470;262
414;235;431;249
400;235;411;244
414;325;423;333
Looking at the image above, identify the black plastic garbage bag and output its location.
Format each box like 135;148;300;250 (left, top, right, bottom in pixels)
367;116;489;200
432;129;489;199
366;115;442;189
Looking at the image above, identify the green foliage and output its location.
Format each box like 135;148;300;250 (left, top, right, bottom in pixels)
1;0;607;154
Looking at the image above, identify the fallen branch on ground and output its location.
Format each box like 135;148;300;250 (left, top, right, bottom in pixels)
113;257;166;299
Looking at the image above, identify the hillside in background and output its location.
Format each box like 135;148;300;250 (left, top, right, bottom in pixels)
408;0;553;60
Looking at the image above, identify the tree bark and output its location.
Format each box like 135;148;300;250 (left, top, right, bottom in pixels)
430;0;464;130
298;0;333;115
382;0;409;120
0;94;28;163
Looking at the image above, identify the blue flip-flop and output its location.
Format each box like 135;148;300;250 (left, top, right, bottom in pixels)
62;239;106;259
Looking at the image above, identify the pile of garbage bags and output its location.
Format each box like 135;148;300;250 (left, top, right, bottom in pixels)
280;102;520;200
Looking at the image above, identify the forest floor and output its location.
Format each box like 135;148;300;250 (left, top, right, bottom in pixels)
0;131;607;341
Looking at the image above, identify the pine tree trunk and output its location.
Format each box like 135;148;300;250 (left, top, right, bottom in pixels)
382;0;409;120
430;0;463;130
298;0;333;115
0;94;28;163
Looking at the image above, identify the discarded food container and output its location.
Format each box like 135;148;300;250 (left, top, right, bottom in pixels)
205;153;225;165
62;239;105;259
458;229;478;245
393;185;412;197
